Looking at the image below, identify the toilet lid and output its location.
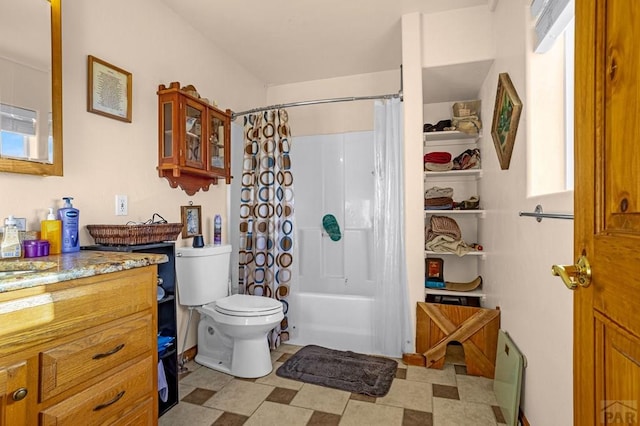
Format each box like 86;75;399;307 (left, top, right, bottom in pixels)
214;294;283;317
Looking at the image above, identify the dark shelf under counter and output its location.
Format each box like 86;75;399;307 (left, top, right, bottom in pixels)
82;242;179;417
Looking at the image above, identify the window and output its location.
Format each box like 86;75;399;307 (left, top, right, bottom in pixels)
526;4;574;196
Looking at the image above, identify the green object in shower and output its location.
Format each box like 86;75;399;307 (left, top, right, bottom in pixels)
322;214;342;241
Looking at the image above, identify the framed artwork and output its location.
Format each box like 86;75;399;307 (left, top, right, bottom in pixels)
426;258;444;282
87;55;132;122
491;73;522;170
181;205;202;238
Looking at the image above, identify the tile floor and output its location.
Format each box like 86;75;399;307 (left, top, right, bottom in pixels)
159;344;506;426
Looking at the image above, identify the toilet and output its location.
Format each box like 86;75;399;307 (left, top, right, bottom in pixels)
175;244;284;378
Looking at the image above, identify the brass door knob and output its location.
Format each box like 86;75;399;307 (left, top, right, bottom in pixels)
552;256;592;290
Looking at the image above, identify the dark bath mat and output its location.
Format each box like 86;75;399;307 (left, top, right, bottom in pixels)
276;345;398;397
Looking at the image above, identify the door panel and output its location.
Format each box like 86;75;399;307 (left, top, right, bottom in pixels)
575;0;640;424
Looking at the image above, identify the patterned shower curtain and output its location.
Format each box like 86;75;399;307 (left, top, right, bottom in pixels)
238;109;294;349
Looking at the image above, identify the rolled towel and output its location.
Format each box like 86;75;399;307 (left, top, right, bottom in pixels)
424;151;452;164
425;161;453;171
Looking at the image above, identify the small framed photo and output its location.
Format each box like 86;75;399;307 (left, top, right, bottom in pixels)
87;55;132;122
180;205;202;238
491;72;522;170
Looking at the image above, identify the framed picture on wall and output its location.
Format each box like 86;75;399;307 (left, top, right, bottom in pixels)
181;205;202;238
87;55;132;122
491;72;523;170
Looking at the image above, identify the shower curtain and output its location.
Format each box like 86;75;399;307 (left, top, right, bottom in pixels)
238;109;294;349
373;98;413;357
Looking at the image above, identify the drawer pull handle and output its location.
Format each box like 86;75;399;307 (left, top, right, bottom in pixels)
12;387;28;401
93;390;125;411
92;343;125;360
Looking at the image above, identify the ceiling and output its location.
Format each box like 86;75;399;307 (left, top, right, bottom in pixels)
160;0;490;89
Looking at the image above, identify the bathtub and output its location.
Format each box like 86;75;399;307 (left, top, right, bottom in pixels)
287;292;376;355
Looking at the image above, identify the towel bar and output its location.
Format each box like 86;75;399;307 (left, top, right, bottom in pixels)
518;204;573;222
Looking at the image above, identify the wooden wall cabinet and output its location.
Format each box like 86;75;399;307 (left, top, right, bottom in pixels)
157;82;232;195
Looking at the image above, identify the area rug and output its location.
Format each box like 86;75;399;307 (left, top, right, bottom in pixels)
275;345;398;397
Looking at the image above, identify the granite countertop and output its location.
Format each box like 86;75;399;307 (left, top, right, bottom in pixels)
0;251;168;293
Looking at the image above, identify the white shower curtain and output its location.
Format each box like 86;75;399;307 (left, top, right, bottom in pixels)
373;98;413;357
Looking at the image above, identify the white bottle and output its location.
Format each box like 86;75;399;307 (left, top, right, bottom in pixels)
1;216;22;258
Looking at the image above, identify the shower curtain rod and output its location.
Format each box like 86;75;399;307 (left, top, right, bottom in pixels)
230;91;403;121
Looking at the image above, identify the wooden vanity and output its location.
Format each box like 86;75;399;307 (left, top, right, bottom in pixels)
0;251;166;425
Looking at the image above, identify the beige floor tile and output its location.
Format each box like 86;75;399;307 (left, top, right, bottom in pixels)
179;382;196;399
376;377;432;412
339;400;404;426
255;361;305;390
405;364;457;386
290;383;351;415
270;349;284;363
158;402;223;426
433;397;498;426
456;375;499;405
278;343;303;354
203;379;275;416
180;365;234;391
244;401;313;426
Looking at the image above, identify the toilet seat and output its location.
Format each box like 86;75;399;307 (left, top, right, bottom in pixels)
203;294;283;317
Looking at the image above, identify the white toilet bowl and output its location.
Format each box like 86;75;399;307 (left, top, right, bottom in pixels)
195;294;284;378
175;245;284;378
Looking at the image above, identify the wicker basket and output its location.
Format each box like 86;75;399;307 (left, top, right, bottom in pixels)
86;223;183;246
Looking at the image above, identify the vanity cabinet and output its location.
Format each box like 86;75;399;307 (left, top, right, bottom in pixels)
423;128;485;305
157;82;232;195
0;266;158;425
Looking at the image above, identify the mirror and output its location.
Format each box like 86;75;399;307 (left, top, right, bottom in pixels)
0;0;62;176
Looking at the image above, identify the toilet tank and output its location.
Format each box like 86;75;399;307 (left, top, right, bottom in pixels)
175;244;232;306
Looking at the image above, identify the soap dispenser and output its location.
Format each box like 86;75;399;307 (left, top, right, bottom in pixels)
1;216;22;258
41;208;62;254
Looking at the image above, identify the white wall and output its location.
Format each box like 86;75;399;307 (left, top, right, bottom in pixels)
478;1;574;425
0;0;266;354
265;70;400;136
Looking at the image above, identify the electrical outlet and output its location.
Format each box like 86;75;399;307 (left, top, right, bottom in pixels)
115;195;128;216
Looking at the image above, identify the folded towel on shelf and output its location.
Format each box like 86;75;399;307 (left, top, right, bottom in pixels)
425;186;454;199
425;196;453;207
425;235;473;257
157;335;175;353
424;151;452;164
425;278;446;289
425;161;453;171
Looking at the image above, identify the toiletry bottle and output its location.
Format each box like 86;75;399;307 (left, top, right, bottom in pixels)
214;214;222;245
58;197;80;253
41;207;62;254
1;216;22;258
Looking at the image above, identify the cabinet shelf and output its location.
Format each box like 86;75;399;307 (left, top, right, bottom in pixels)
424;169;482;178
424;130;480;143
425;250;486;260
424;209;485;217
425;287;486;300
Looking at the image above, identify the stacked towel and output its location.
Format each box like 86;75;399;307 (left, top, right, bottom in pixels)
425;215;473;256
425;186;454;210
424;151;453;171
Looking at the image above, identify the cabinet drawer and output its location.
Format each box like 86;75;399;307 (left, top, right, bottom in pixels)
104;396;155;426
0;267;155;357
40;315;153;401
39;356;153;426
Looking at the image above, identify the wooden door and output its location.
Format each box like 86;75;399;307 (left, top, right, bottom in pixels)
575;1;640;424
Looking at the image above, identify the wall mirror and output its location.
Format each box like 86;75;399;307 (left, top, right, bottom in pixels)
0;0;62;176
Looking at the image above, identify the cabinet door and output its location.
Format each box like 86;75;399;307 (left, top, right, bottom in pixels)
0;361;29;426
207;108;228;175
183;99;206;170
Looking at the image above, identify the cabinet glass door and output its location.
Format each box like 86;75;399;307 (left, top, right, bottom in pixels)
184;101;204;169
208;111;226;172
